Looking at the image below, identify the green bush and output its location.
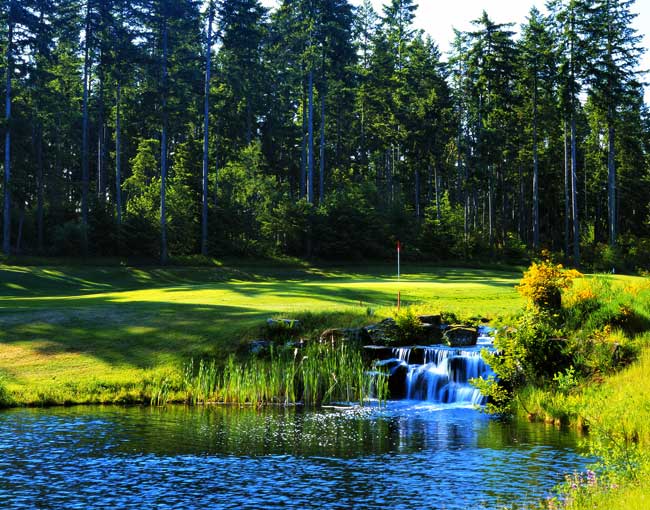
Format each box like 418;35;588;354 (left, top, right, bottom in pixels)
52;221;87;256
476;307;568;416
394;308;424;344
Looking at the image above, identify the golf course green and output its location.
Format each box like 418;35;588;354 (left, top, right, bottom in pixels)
0;261;523;404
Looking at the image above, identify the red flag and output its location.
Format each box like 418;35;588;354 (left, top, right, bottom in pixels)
397;240;401;252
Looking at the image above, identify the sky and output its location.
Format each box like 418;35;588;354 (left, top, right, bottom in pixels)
261;0;650;103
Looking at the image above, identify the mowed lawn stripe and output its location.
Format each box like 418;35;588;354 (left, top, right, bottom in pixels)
0;263;523;399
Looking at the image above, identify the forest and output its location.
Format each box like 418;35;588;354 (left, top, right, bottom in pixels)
0;0;648;269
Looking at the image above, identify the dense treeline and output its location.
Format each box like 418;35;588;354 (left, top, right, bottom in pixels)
0;0;648;268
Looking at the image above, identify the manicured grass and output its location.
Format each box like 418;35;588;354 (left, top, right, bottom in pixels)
0;261;523;404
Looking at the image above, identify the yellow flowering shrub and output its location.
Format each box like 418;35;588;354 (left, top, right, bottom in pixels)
516;261;582;310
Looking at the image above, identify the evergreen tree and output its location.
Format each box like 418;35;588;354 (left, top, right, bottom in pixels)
584;0;644;249
519;7;559;250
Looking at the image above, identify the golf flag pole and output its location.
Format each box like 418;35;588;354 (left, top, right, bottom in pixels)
397;240;400;280
397;240;401;309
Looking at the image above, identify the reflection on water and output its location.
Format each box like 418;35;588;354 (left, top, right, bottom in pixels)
0;403;586;509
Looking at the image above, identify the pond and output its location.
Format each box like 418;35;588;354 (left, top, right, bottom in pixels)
0;402;586;509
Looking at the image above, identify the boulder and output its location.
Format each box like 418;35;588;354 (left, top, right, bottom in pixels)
443;325;479;347
320;327;371;346
362;345;397;363
364;318;399;345
249;339;273;356
388;363;408;399
374;359;408;400
417;323;443;345
418;314;442;326
405;347;426;365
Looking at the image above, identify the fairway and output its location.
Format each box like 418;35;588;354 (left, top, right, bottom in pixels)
0;263;523;403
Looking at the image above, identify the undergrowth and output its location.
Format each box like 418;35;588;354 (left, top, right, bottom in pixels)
482;265;650;510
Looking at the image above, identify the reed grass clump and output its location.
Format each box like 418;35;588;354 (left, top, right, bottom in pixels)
181;342;388;406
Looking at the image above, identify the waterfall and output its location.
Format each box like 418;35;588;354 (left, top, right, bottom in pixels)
390;346;494;405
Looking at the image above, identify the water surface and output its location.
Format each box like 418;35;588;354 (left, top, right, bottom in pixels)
0;403;585;509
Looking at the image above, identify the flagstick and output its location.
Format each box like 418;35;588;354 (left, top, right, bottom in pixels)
397;240;400;280
397;240;401;310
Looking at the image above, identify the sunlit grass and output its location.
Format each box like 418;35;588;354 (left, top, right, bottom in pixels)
0;261;525;405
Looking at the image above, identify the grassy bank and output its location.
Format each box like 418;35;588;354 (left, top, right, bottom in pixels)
498;272;650;510
524;346;650;510
0;261;522;405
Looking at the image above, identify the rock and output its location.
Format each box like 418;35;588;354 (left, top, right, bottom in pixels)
388;363;408;399
364;318;399;346
405;347;426;365
417;323;443;345
320;327;371;346
443;325;478;347
249;339;272;355
374;359;408;399
418;314;442;326
362;345;397;363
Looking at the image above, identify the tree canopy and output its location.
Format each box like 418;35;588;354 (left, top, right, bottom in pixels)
0;0;648;270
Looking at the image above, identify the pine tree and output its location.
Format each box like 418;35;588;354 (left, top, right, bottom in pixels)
584;0;644;249
519;7;559;250
201;1;215;256
467;11;518;256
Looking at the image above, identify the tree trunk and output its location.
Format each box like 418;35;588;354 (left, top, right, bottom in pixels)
426;163;432;206
3;10;13;256
519;165;525;242
608;110;616;248
213;124;219;208
115;83;123;226
81;0;91;252
360;93;367;171
488;166;494;258
300;82;307;199
564;120;569;262
307;69;314;204
97;66;105;202
571;114;580;266
434;164;441;221
16;206;24;255
414;169;420;219
319;86;325;204
532;76;540;251
160;18;169;264
37;124;44;252
201;3;214;256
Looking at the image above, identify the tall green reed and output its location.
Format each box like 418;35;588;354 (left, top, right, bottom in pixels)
182;342;386;406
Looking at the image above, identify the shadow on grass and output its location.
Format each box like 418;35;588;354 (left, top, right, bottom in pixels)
0;265;521;381
0;284;395;373
0;264;521;299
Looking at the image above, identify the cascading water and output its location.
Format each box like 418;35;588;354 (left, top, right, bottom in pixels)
369;327;496;405
400;346;494;405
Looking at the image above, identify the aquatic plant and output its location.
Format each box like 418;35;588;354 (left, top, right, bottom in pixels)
181;343;387;406
150;376;172;407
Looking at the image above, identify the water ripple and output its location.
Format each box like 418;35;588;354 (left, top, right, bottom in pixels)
0;404;588;509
